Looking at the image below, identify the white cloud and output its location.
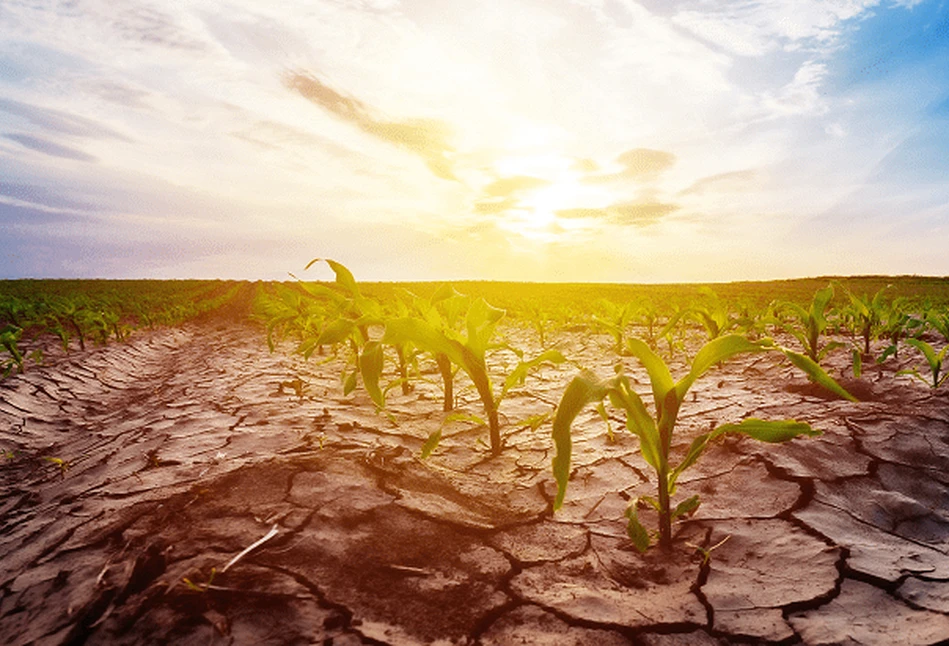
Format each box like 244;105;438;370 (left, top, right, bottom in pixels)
0;0;944;280
761;60;830;118
672;1;880;56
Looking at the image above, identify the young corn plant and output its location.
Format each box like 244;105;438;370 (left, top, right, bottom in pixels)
772;284;842;365
552;334;857;552
688;287;740;342
593;300;637;354
396;284;470;411
1;324;24;377
876;297;922;363
898;310;949;388
900;338;949;388
838;283;889;357
296;259;389;410
835;282;893;376
384;298;566;455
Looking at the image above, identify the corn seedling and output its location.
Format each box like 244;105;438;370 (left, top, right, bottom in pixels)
688;287;740;341
594;300;637;354
552;334;856;552
397;284;470;410
877;297;922;362
44;456;70;478
836;283;892;376
772;284;842;364
385;298;566;455
925;309;949;344
1;324;24;376
298;259;389;410
900;338;949;388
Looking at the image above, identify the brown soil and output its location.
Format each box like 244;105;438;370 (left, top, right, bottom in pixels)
2;313;949;645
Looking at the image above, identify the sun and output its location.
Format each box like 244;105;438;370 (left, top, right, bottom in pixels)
496;172;611;240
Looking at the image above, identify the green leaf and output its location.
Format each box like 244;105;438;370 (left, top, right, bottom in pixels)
445;411;487;427
852;347;862;379
676;335;765;400
779;347;859;402
465;298;504;356
670;418;820;489
640;495;660;512
552;372;612;510
342;370;357;395
812;284;834;325
608;378;661;469
595;401;614;441
714;418;821;443
316;318;356;346
384;316;496;424
359;341;386;409
306;258;360;296
878;344;898;363
501;348;566;397
625;503;652;552
672;494;700;519
513;412;552;432
906;338;940;371
625;338;675;411
420;429;442;458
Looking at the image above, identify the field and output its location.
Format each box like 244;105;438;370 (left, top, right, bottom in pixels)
2;274;949;645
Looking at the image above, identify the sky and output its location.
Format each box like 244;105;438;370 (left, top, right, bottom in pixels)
1;0;948;283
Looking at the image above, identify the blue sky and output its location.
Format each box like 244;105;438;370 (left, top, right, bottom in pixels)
1;0;948;282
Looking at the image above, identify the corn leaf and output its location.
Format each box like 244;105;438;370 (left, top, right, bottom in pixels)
779;347;859;402
714;418;821;443
316;318;355;346
609;379;661;470
812;285;834;326
552;372;611;509
671;494;700;519
906;338;941;371
625;503;651;553
306;258;360;296
501;349;566;397
625;338;675;410
342;370;357;396
676;335;766;401
384;316;496;422
670;418;819;489
359;341;386;409
420;429;442;458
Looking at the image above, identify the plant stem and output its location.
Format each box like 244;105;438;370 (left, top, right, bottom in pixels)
436;353;453;412
396;346;410;395
657;464;672;550
488;406;501;455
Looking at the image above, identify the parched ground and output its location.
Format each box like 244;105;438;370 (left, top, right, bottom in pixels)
2;313;949;645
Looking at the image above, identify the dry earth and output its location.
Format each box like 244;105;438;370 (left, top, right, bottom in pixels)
2;312;949;645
